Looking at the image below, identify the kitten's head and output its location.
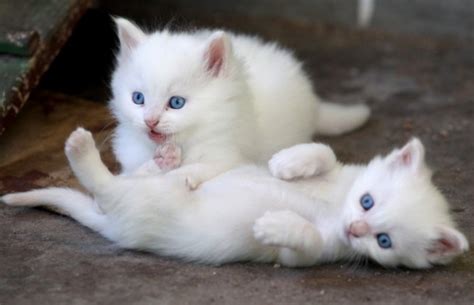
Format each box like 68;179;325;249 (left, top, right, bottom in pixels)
110;18;250;144
342;138;469;268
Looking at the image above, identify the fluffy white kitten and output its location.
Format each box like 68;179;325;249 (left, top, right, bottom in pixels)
2;128;468;268
110;18;370;187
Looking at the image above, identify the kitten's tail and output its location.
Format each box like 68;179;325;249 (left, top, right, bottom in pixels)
1;187;108;234
314;102;370;136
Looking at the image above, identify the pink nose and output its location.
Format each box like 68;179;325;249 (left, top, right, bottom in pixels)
145;118;159;129
348;221;370;238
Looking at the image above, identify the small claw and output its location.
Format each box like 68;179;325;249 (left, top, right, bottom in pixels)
185;176;200;191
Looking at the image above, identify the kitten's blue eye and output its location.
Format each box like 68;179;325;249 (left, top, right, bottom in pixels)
132;91;145;105
360;193;374;210
168;96;186;109
377;233;392;249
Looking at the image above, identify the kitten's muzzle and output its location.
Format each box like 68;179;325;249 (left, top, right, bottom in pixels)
148;129;167;144
145;118;159;129
348;220;370;238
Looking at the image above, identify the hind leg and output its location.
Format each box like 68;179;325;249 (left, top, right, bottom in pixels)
65;128;114;193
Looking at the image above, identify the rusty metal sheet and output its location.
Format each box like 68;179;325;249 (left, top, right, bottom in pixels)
0;0;92;135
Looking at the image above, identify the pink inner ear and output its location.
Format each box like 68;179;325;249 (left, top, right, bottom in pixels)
401;149;412;166
115;18;146;53
206;39;225;76
122;30;139;50
428;235;460;255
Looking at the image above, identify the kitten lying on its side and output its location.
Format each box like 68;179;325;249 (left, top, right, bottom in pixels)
2;128;468;268
110;18;370;187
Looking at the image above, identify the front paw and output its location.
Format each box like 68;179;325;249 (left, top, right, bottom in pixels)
268;143;336;180
253;211;297;246
65;127;96;159
154;143;182;172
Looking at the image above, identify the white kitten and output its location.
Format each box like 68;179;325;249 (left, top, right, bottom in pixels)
3;129;467;268
110;18;370;186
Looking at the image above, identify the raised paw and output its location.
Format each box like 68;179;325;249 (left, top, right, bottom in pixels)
268;143;336;180
253;210;300;247
154;143;182;172
65;127;96;159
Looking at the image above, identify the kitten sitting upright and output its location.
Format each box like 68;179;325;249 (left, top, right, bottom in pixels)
110;18;370;187
2;129;468;268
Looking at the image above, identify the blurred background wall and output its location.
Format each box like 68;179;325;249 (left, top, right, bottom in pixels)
101;0;474;40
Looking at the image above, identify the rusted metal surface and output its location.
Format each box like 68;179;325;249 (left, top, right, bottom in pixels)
0;30;39;57
0;0;92;135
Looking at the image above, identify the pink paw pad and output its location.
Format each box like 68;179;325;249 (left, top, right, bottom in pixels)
153;143;182;171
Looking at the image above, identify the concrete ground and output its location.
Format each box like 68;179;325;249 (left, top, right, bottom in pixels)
0;15;473;305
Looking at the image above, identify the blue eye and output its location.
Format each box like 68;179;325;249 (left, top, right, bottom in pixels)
168;96;186;109
360;193;374;210
132;91;145;105
376;233;392;249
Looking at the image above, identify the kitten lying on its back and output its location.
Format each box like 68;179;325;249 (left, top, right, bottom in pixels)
3;129;468;268
110;18;370;187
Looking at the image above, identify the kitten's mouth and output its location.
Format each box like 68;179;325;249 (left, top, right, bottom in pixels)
148;129;168;144
343;226;353;244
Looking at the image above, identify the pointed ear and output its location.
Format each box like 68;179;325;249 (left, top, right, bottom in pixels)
386;138;425;172
427;226;469;265
114;17;147;57
204;31;232;77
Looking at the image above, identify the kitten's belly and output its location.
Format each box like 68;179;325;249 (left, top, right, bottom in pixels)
160;166;318;263
197;166;319;217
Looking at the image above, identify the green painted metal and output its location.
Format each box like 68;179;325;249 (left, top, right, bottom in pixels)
0;30;39;57
0;0;77;56
0;0;92;135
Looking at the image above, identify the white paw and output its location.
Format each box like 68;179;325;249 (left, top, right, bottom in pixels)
65;127;95;158
269;154;318;180
154;143;182;172
268;143;336;180
253;211;297;246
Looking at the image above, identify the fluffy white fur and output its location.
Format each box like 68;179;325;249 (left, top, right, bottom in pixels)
110;18;370;187
2;128;468;268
